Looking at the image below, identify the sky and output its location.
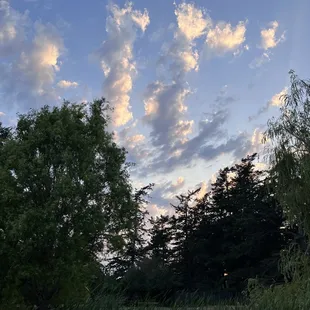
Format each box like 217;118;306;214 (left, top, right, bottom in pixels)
1;0;310;217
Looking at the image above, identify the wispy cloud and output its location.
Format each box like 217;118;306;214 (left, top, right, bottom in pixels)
0;0;28;57
249;87;287;120
250;20;285;69
249;52;271;69
95;2;150;127
57;80;79;89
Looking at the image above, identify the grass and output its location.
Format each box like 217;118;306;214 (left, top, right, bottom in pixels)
65;294;246;310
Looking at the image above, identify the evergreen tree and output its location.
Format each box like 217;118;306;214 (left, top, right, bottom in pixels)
108;184;153;278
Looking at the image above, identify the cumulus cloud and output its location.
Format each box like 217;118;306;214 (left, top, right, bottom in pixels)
175;2;210;41
250;21;285;69
95;2;149;127
270;87;287;107
0;0;28;57
0;20;64;110
249;87;287;120
57;80;79;89
206;20;247;56
260;21;285;50
144;3;209;150
0;112;5;116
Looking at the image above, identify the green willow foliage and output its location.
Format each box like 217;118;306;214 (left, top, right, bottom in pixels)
265;70;310;246
248;71;310;309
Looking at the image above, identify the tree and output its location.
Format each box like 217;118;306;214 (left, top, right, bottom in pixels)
220;155;284;291
108;184;154;279
169;188;200;291
265;70;310;251
0;99;135;309
192;155;286;295
148;215;172;266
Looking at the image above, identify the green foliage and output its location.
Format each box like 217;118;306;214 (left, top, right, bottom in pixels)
265;70;310;242
0;99;135;308
249;71;310;309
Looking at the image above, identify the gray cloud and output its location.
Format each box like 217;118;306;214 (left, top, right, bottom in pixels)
148;176;186;211
142;108;250;175
139;3;251;178
143;3;210;154
249;87;287;121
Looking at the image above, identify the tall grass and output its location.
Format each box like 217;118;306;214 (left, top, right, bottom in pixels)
64;291;244;310
247;244;310;309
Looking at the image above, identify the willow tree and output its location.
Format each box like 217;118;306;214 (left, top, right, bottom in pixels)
264;70;310;251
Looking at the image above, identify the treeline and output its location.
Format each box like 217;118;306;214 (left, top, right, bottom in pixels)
108;154;293;303
1;71;310;309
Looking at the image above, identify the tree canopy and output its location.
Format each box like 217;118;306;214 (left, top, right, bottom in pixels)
0;99;135;308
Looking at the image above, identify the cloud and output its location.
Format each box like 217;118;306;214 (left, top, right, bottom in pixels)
142;4;250;177
175;2;210;41
144;81;193;148
197;181;207;200
0;112;5;116
95;2;149;127
260;21;285;50
171;176;185;191
57;80;79;89
147;204;169;219
249;87;287;120
0;21;64;110
144;107;250;174
206;20;247;55
147;176;187;214
149;27;165;42
248;127;271;160
144;3;209;151
255;162;268;170
249;21;285;69
114;121;152;168
270;87;287;107
249;52;270;69
0;0;28;57
250;128;264;151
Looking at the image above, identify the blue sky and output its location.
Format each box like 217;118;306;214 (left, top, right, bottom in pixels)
1;0;310;217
